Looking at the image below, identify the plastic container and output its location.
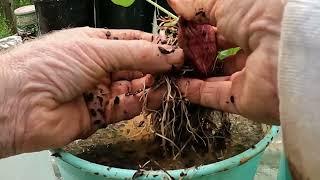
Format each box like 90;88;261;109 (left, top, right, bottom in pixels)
95;0;155;32
14;5;38;36
51;126;279;180
33;0;95;35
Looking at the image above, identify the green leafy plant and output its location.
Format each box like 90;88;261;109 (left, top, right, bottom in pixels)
0;0;34;38
0;15;11;38
111;0;135;7
14;0;33;9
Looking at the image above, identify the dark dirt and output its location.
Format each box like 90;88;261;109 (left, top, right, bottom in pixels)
106;31;111;38
64;115;267;170
158;46;175;54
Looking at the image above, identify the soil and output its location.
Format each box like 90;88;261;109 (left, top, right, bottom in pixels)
64;114;268;170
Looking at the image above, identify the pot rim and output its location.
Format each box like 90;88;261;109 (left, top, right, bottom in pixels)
51;126;280;179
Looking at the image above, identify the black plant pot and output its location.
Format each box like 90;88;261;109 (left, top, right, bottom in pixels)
95;0;155;32
33;0;95;34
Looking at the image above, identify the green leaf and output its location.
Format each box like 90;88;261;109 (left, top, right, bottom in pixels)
217;47;241;61
111;0;135;7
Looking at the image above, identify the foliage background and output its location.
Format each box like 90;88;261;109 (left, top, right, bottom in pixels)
0;0;33;38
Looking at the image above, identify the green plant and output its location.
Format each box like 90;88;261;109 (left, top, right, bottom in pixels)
0;0;33;38
111;0;135;7
217;47;241;61
14;0;33;9
0;15;11;38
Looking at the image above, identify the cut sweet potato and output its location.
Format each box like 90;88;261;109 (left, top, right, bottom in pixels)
178;18;217;76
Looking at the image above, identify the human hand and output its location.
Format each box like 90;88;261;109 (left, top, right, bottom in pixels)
168;0;285;124
0;27;183;157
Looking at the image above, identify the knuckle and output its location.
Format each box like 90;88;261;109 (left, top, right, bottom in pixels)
199;81;208;104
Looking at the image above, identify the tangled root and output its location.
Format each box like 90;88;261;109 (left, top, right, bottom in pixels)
142;75;231;160
142;14;231;160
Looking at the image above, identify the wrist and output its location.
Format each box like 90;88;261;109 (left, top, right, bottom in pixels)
0;52;32;158
0;56;18;158
247;0;284;52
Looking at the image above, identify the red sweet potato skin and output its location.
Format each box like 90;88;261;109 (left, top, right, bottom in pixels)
178;19;217;75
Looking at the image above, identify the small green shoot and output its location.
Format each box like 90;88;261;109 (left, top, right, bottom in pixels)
217;47;241;61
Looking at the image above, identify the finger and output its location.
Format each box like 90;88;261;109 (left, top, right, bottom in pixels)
111;71;144;81
46;27;101;40
206;76;230;82
177;78;238;114
54;38;183;101
99;77;111;86
67;27;158;42
167;0;216;24
106;89;164;124
103;29;156;42
83;83;110;130
110;74;154;97
110;81;132;97
72;27;110;39
85;39;184;75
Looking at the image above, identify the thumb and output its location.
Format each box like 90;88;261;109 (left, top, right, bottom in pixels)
88;39;184;74
20;29;184;103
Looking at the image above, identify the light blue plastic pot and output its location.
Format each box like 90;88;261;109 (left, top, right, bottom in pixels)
51;126;279;180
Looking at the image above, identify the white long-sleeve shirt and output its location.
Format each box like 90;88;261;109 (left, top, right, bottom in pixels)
279;0;320;179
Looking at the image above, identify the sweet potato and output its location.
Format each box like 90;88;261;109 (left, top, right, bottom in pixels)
178;18;217;76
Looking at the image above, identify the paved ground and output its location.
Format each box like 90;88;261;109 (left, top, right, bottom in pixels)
255;131;283;180
0;151;56;180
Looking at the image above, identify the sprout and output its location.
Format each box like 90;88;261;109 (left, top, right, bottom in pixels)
217;47;241;61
